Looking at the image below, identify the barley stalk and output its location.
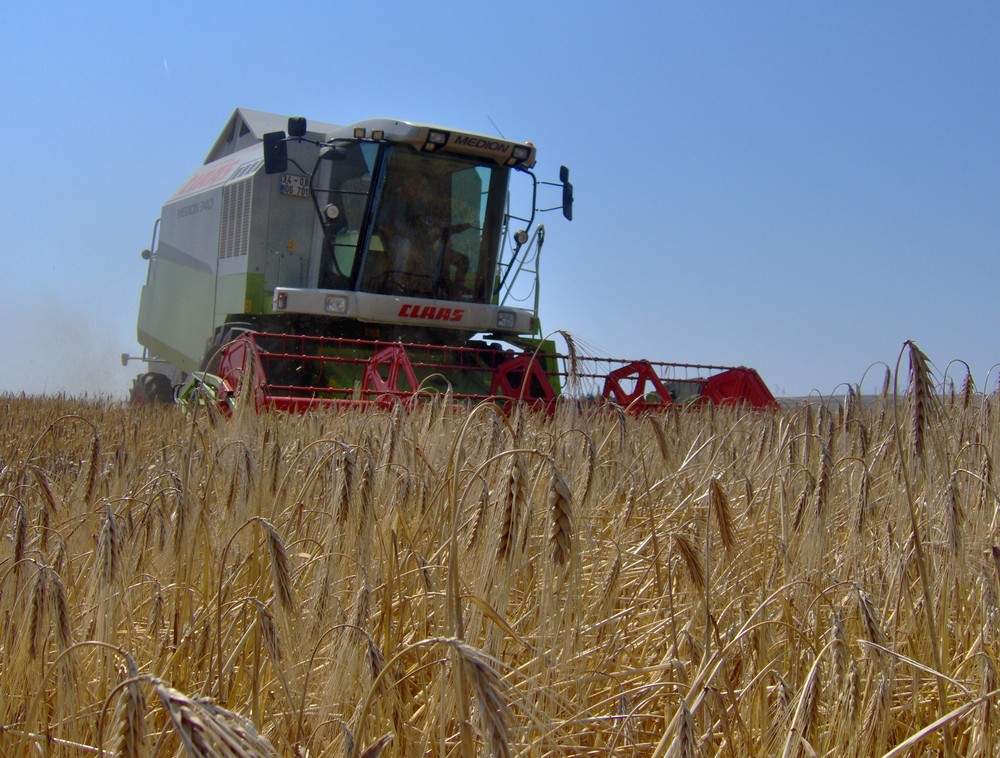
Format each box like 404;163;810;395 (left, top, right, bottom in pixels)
3;350;997;755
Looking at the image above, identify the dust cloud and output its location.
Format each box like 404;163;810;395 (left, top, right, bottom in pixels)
0;295;139;399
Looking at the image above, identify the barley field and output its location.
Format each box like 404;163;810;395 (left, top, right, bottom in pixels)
1;343;998;756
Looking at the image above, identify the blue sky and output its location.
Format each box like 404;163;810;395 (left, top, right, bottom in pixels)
1;2;997;398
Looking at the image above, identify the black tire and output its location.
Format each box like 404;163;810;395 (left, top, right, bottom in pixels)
130;372;174;405
201;326;249;374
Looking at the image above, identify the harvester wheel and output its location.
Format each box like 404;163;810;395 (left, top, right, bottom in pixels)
130;372;174;405
201;327;248;374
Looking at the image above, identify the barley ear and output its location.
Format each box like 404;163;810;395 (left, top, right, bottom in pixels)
497;455;526;561
880;366;892;400
990;546;1000;593
944;474;964;561
672;533;706;595
28;568;47;659
359;733;394;758
260;518;296;613
98;504;122;590
13;501;28;565
47;568;72;652
337;449;357;525
709;477;737;554
906;340;934;460
113;655;146;758
861;672;893;755
665;701;694;758
648;416;670;464
548;463;574;568
814;441;831;518
157;683;277;756
255;599;283;665
962;370;975;409
854;467;870;535
856;587;889;650
31;465;62;515
558;329;580;393
455;641;512;758
465;476;488;550
85;433;101;506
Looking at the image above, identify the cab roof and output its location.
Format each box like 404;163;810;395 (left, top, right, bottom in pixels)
204;108;341;164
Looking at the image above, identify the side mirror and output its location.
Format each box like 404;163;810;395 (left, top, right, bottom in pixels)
263;131;288;174
560;165;574;221
288;117;307;138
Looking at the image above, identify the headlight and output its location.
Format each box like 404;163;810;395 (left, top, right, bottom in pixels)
325;295;348;315
497;310;516;329
424;130;450;152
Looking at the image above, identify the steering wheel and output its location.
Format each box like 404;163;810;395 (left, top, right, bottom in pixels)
375;271;409;296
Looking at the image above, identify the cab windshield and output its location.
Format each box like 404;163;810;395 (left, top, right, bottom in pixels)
361;147;508;303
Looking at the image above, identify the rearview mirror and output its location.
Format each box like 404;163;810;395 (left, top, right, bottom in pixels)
262;131;288;174
560;165;574;221
320;145;348;161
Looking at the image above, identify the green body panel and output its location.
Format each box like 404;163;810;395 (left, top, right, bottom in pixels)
137;258;217;374
215;272;272;324
244;273;271;315
139;264;273;374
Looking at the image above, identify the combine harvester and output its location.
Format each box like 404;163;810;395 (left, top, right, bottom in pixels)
128;108;776;413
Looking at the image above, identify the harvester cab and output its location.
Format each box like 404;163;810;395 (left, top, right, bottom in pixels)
261;115;561;338
129;108;774;412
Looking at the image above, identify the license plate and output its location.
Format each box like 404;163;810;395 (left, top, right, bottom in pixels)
280;174;310;198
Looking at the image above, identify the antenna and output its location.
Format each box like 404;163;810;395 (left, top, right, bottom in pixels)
486;115;506;139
